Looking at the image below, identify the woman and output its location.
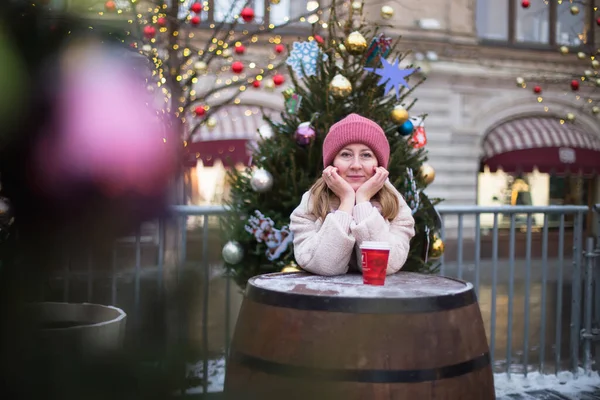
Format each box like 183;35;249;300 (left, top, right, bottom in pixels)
290;113;415;276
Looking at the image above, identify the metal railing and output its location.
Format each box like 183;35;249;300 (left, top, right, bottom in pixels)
41;204;600;393
437;204;597;379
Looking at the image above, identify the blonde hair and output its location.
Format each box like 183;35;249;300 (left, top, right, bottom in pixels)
308;178;400;222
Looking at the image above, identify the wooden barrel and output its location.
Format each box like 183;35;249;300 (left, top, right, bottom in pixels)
224;272;495;400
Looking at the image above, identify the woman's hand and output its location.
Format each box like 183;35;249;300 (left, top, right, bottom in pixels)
355;166;389;203
323;167;355;207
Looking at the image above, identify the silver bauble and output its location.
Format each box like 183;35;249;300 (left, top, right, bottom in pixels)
250;168;274;192
222;240;244;264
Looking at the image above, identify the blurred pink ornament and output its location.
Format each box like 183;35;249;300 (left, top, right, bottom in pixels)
34;43;177;198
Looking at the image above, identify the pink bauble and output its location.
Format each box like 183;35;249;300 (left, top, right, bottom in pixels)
34;43;177;198
295;122;315;145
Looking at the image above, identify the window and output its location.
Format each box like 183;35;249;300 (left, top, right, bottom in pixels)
178;0;311;26
476;0;591;47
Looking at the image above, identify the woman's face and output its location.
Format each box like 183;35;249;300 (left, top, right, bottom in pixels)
332;143;378;191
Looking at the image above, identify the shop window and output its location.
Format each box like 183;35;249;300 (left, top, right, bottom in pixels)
478;167;594;232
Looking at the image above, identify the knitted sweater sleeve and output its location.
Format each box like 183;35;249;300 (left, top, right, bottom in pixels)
350;184;416;275
289;192;356;276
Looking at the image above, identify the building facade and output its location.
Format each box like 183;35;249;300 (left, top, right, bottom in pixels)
378;0;600;238
183;1;600;238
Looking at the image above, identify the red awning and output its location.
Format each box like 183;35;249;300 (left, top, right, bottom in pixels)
482;117;600;175
184;105;278;168
184;139;250;167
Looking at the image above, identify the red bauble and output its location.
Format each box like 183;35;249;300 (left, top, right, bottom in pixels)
533;85;542;94
252;80;261;88
235;45;245;54
143;25;156;39
157;17;166;27
190;15;201;25
231;61;244;73
314;35;324;44
194;106;206;117
571;79;580;90
241;7;255;22
597;17;600;26
521;0;530;8
190;2;202;13
274;44;285;54
105;0;116;11
273;74;285;86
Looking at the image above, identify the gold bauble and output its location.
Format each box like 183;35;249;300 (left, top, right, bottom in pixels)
207;116;218;129
281;261;301;273
592;60;600;69
270;0;281;4
329;74;352;98
570;5;579;15
351;1;362;11
194;61;208;73
429;237;445;260
516;76;525;86
577;51;587;60
390;105;409;124
592;106;600;114
566;112;576;122
420;164;435;185
381;5;394;19
559;46;569;55
345;31;368;55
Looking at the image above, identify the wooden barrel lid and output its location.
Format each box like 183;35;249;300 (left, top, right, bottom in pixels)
247;272;475;314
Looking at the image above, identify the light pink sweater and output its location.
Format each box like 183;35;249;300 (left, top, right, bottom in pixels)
289;183;416;276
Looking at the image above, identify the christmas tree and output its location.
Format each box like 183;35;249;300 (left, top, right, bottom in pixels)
222;1;444;288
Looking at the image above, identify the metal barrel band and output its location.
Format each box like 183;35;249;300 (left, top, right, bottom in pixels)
230;351;491;383
245;284;476;314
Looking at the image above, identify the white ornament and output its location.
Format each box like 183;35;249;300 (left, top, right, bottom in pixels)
222;240;243;264
250;168;273;192
285;41;328;78
258;124;274;140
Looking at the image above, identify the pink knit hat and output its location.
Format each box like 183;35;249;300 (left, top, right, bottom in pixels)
322;113;390;168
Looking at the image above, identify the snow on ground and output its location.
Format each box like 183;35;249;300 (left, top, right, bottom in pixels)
186;357;226;394
494;368;600;397
186;357;600;397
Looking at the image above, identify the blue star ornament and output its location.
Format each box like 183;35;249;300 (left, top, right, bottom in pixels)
364;57;417;99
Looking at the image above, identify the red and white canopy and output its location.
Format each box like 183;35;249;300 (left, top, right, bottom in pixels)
185;105;276;167
482;117;600;175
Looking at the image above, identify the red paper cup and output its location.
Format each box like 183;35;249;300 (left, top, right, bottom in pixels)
359;241;391;286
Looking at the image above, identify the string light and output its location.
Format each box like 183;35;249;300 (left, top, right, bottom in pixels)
94;0;302;133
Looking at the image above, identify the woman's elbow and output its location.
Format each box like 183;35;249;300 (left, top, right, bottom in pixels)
300;261;349;276
296;252;349;276
386;247;410;274
386;261;405;275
